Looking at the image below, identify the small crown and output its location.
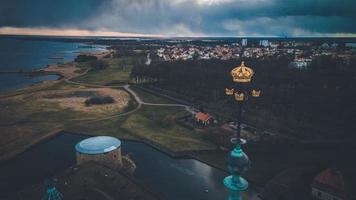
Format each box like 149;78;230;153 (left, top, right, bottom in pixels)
225;88;234;96
251;90;261;97
234;92;245;101
231;61;254;83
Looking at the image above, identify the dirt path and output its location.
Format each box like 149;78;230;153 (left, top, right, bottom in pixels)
123;85;196;114
0;60;194;124
63;73;196;124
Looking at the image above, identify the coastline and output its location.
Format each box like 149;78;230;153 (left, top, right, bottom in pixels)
0;49;112;99
0;47;242;185
0;47;219;170
0;38;110;94
41;49;113;79
34;49;111;79
0;48;114;161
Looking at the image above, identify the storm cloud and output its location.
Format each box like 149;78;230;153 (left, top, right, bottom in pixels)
0;0;355;36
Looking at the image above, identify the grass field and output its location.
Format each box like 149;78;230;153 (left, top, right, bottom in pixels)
0;53;237;189
64;56;216;151
0;54;217;161
73;57;143;85
129;87;175;104
0;82;132;161
70;105;215;152
0;86;216;160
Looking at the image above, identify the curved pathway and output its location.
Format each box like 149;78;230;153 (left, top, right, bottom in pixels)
65;75;195;108
0;64;194;123
64;76;196;123
123;85;196;114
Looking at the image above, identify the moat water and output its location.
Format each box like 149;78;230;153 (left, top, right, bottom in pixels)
0;132;232;200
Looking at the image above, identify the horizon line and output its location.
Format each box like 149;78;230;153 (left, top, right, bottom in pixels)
0;27;356;39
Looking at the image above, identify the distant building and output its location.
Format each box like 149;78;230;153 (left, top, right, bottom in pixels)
243;50;251;58
289;58;312;70
259;40;269;47
241;39;248;47
331;43;339;48
311;168;348;200
75;136;123;170
321;43;330;49
270;42;279;48
345;43;356;48
195;112;212;126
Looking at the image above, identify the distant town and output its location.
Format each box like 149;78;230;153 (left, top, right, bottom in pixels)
156;39;356;70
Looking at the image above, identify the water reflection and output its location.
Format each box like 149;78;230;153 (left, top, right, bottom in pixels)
0;133;229;200
124;141;228;200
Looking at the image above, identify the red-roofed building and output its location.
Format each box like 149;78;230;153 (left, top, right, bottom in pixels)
311;168;348;200
195;112;212;126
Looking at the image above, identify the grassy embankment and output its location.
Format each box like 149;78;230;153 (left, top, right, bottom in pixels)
0;56;216;162
129;87;175;104
69;56;215;151
0;82;131;161
73;57;135;85
70;105;214;152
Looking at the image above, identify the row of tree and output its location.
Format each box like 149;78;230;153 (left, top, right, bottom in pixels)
130;55;356;140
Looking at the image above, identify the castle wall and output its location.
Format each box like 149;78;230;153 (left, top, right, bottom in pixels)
76;148;122;170
311;187;343;200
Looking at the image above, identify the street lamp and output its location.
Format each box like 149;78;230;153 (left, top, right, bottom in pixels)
224;61;261;200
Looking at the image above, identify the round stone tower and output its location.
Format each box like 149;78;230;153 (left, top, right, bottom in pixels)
75;136;122;169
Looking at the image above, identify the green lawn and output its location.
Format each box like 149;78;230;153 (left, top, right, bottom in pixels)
73;57;143;85
0;80;215;161
129;87;175;104
70;105;216;152
0;54;218;162
0;83;133;160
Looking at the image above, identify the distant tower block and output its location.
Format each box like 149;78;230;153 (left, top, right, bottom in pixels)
241;39;248;47
75;136;122;169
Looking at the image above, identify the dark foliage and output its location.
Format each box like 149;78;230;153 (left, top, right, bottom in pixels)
130;56;356;139
85;96;114;106
89;60;109;71
74;55;98;63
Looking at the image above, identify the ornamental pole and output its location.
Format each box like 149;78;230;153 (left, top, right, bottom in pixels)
224;61;261;200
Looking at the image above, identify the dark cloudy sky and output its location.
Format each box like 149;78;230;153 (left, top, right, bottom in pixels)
0;0;355;36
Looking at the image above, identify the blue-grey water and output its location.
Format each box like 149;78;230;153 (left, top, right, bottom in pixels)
0;37;107;94
0;133;230;200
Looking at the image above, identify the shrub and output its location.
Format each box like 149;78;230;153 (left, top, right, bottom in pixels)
85;96;114;106
74;55;98;63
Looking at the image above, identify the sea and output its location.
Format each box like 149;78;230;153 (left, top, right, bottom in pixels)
0;36;107;94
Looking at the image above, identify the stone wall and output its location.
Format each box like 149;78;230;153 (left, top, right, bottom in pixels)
311;187;343;200
76;148;122;170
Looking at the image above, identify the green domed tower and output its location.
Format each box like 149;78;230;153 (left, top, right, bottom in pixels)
42;178;63;200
